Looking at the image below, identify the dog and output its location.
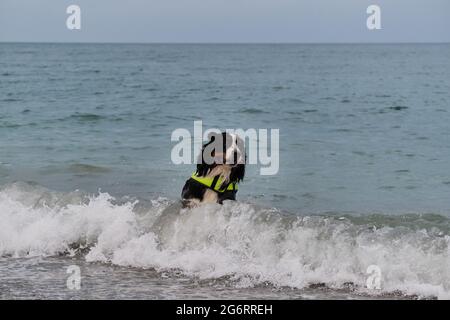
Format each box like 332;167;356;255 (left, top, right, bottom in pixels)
181;132;245;207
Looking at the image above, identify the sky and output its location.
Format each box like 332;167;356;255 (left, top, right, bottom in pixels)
0;0;449;43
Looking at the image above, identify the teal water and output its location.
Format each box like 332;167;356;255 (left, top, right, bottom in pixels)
1;43;450;213
1;43;450;299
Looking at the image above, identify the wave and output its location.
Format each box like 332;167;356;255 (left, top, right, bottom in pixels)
67;113;105;121
67;163;112;174
239;108;269;114
0;182;449;299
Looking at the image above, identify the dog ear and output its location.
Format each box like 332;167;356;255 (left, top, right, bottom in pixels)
230;163;245;182
196;144;209;176
196;162;210;177
231;150;246;182
196;137;218;177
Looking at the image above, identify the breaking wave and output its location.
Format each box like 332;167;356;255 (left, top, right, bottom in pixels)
0;182;449;299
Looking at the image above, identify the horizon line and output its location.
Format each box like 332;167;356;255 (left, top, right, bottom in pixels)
1;41;449;45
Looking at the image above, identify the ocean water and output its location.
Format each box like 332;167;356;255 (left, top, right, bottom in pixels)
0;43;450;299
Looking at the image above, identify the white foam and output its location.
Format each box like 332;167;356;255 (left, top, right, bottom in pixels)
0;182;449;299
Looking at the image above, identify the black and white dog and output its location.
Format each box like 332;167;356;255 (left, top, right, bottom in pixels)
181;132;245;207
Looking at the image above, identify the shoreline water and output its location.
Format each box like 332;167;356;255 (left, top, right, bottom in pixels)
1;43;450;299
0;182;448;299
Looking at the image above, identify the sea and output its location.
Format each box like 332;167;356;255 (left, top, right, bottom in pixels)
0;43;449;299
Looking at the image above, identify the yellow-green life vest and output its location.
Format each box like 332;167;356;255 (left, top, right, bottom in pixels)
191;172;238;193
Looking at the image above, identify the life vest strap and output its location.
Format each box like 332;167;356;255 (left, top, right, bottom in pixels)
191;172;238;193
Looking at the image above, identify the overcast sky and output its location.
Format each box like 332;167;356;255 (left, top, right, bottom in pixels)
0;0;449;43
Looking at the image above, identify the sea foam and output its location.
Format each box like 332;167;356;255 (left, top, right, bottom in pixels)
0;182;449;299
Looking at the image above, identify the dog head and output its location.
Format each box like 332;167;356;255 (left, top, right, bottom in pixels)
196;132;246;183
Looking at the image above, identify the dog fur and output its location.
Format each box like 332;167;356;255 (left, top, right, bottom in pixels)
181;132;245;207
